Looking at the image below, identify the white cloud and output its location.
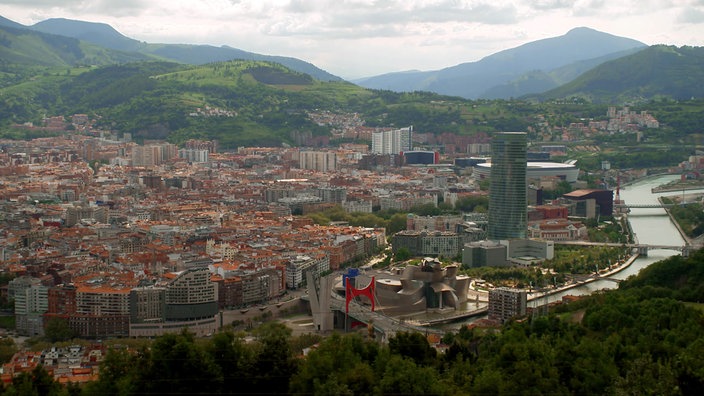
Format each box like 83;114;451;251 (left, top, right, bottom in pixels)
677;7;704;23
0;0;702;78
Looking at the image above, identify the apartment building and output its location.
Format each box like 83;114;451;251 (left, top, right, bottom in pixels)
371;126;413;155
130;267;218;337
131;143;178;167
65;205;109;227
10;276;49;336
406;214;464;232
342;199;372;213
179;148;210;163
129;286;166;324
299;150;337;172
392;230;463;258
379;193;436;211
488;287;527;323
73;284;131;338
285;254;330;289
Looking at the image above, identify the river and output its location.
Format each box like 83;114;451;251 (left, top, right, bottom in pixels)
531;174;687;305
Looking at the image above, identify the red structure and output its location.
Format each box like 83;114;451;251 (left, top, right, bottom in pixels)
345;277;376;313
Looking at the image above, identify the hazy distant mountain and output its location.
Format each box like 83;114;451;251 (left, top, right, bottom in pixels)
534;45;704;102
481;47;645;99
25;17;342;82
32;18;144;52
355;27;647;99
0;15;26;30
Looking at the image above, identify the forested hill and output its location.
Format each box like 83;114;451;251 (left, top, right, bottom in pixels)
1;59;500;148
68;60;356;147
6;248;704;395
0;15;341;82
534;45;704;103
0;24;154;68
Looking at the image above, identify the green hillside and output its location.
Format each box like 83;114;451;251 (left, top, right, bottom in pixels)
0;60;382;147
537;45;704;102
25;17;342;82
0;25;153;70
1;54;510;148
61;60;364;147
2;37;703;149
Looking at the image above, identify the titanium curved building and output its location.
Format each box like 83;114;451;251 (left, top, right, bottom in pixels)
488;132;527;240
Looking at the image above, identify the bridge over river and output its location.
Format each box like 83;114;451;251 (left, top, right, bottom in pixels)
613;203;676;209
556;241;690;257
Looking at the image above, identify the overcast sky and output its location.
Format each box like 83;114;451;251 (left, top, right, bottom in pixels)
2;0;703;79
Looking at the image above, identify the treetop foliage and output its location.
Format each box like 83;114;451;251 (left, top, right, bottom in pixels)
4;248;704;395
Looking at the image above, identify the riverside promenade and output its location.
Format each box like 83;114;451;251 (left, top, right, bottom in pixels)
660;195;704;251
526;252;640;302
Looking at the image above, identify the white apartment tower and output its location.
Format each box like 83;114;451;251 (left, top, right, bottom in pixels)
371;126;413;155
299;150;337;172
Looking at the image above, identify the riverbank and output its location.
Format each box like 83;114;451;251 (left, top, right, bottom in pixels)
527;252;640;302
651;178;704;193
620;172;675;189
660;196;693;247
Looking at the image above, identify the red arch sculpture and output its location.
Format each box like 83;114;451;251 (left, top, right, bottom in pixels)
345;277;375;313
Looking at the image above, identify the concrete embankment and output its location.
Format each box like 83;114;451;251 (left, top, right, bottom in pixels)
660;197;694;247
527;252;640;302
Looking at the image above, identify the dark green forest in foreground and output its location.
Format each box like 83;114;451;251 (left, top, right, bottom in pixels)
3;250;704;395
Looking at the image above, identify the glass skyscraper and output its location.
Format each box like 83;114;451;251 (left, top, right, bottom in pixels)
488;132;527;240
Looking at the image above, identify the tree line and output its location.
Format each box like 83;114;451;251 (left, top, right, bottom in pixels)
3;249;704;395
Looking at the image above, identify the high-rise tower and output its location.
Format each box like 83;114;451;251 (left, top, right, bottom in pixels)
371;126;413;155
488;132;527;240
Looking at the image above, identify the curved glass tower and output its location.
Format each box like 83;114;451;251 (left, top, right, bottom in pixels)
488;132;527;240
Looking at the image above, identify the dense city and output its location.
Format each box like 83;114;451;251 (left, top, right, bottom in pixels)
2;10;704;393
0;100;697;389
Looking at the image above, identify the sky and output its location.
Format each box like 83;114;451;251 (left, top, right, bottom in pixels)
2;0;703;79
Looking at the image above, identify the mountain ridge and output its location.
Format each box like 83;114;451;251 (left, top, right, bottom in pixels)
0;15;342;82
32;17;144;52
354;27;647;99
533;45;704;102
2;15;701;105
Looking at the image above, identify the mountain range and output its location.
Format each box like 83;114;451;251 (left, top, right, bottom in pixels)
0;16;341;82
353;27;647;99
1;15;703;103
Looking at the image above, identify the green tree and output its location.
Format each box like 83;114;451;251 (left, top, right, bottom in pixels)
455;195;489;212
82;348;137;396
0;337;17;364
43;318;77;343
394;247;412;262
204;331;256;393
5;365;62;396
376;355;448;395
251;322;298;394
388;331;437;366
387;213;408;234
134;331;223;395
290;333;378;395
612;354;680;396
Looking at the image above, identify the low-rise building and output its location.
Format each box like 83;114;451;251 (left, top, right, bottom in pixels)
528;219;587;241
